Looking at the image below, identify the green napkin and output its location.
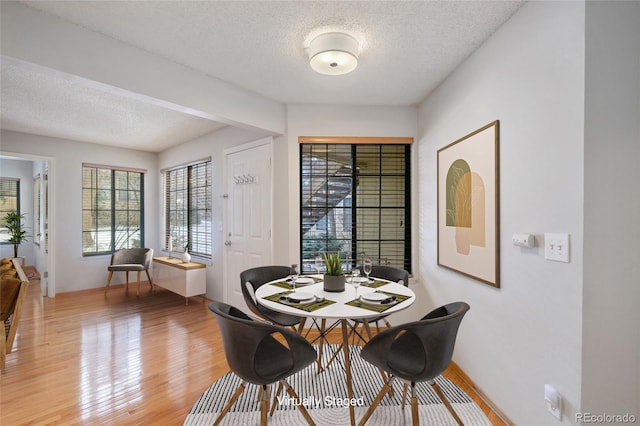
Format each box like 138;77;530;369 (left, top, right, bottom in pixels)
262;291;336;312
270;276;322;290
345;290;412;313
360;279;389;289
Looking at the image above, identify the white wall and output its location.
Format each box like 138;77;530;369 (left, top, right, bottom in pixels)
1;130;158;293
0;158;35;264
417;2;585;424
582;1;640;418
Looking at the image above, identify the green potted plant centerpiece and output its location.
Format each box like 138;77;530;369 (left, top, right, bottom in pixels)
3;211;29;260
322;252;346;292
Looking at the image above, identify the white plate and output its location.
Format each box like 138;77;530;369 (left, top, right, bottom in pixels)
350;277;370;284
360;292;389;302
287;291;315;303
294;277;315;285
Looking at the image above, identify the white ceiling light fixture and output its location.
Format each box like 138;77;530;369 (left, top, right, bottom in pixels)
308;32;359;76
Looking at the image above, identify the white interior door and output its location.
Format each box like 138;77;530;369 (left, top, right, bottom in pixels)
223;139;272;311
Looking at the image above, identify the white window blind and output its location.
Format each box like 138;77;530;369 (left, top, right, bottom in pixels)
164;160;212;259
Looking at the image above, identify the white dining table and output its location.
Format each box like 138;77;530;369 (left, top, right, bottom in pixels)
255;275;415;426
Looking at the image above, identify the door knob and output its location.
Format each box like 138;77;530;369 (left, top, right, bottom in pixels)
224;240;232;246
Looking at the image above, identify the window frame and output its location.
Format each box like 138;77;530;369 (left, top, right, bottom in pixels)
299;137;412;274
163;159;212;259
0;178;20;245
81;164;145;256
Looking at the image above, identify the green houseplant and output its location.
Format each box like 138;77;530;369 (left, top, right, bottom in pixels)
3;211;29;259
322;252;345;292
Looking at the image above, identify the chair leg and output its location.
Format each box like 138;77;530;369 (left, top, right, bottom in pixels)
357;376;395;426
325;322;360;370
213;381;246;426
136;271;142;296
296;317;307;334
104;271;114;296
260;384;269;426
145;270;153;291
270;382;283;416
316;319;326;373
283;380;316;426
410;382;419;426
325;341;343;370
401;382;409;409
430;379;464;426
125;271;130;292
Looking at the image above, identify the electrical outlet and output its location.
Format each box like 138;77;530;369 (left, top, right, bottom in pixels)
544;384;562;420
544;233;570;262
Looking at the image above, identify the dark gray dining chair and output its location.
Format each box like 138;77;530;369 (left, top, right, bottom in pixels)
240;265;302;330
209;301;317;426
353;264;409;337
104;248;153;296
369;265;409;287
358;301;470;426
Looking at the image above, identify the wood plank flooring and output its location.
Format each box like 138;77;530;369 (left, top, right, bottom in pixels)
1;274;506;425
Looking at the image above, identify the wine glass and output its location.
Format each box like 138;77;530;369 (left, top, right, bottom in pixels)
315;255;323;276
363;258;372;281
351;268;361;300
291;264;299;291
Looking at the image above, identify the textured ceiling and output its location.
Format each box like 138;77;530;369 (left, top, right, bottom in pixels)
1;59;226;151
1;1;524;151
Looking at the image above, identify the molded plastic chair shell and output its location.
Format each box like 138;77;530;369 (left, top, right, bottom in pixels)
369;265;409;287
352;264;410;333
240;265;301;327
358;302;470;426
104;248;153;296
209;301;317;425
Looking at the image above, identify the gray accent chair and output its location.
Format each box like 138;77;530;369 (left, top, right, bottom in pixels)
208;301;317;426
104;248;153;296
240;265;302;329
358;301;470;426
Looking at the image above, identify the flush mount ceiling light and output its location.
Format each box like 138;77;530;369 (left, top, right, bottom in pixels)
308;32;359;76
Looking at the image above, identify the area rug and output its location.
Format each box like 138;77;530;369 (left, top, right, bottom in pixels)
184;345;491;425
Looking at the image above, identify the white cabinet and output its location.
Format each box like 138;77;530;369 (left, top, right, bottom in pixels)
152;257;206;305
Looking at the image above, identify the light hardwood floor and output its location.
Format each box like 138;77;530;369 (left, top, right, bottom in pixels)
1;274;506;425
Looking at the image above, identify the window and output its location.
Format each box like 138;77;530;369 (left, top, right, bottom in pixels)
163;160;212;259
82;164;145;255
300;138;412;273
0;178;20;244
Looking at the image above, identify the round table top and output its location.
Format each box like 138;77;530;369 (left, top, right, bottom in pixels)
254;275;415;320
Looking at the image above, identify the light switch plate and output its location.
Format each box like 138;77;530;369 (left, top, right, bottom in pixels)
545;233;570;262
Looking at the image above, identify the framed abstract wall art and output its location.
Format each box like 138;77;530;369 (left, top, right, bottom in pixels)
437;120;500;288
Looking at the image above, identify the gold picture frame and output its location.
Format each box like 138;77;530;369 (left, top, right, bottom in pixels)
437;121;500;288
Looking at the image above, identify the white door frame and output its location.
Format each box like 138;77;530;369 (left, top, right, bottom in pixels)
1;151;56;297
221;136;274;304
